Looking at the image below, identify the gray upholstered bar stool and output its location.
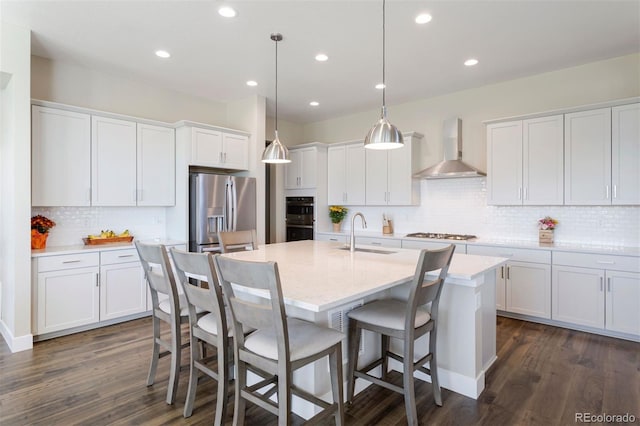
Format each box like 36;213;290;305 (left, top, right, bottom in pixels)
214;255;345;426
218;229;258;253
170;248;233;423
346;245;455;426
135;241;191;405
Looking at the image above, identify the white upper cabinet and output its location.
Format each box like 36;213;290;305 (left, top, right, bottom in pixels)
328;143;365;205
285;147;317;189
487;115;563;205
365;133;422;206
32;106;91;206
190;127;248;170
611;103;640;205
564;107;612;205
137;124;175;206
91;116;138;206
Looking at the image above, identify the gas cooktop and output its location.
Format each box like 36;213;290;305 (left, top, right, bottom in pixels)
405;232;477;241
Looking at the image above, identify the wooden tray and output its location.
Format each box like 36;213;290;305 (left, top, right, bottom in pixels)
83;236;134;245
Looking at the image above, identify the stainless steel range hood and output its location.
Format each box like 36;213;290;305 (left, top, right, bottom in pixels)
414;118;486;179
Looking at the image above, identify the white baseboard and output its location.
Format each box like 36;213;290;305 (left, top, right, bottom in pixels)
0;319;33;352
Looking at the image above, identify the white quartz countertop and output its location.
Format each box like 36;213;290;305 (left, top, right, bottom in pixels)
222;240;506;312
31;239;186;258
318;230;640;257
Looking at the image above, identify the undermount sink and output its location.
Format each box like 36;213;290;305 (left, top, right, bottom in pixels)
338;246;396;255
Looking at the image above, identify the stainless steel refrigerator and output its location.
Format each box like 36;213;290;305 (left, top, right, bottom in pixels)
189;172;257;253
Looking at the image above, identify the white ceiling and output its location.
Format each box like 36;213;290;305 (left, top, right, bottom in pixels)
3;1;639;124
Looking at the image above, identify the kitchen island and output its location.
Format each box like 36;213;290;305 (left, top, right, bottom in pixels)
222;240;507;417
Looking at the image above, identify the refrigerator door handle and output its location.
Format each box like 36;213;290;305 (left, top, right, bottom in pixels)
232;180;239;231
225;178;236;231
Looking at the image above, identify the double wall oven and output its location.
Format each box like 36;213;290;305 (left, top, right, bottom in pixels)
285;196;314;241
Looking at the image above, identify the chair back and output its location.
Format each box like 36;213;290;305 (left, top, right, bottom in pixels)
218;229;258;253
213;256;289;360
408;245;455;328
135;241;180;310
170;248;226;329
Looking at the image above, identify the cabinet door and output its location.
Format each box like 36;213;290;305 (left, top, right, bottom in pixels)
284;150;302;189
523;115;564;205
137;124;175;206
552;265;605;328
299;148;317;188
564;108;612;205
327;146;346;204
611;103;640;205
37;267;100;334
91;116;137;206
365;149;388;205
192;128;223;167
605;270;640;335
387;143;413;205
222;133;249;170
487;121;523;205
345;143;366;205
100;262;147;321
506;261;551;319
32;106;91;206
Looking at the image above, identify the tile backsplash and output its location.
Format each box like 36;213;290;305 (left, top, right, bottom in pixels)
32;206;167;247
338;178;640;247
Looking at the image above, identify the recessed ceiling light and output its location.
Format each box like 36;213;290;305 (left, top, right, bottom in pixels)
246;80;258;87
375;83;385;90
155;50;171;59
309;101;319;106
415;13;432;24
464;58;479;66
315;54;328;62
218;6;237;18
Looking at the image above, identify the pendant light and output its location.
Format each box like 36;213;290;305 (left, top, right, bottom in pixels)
364;0;404;150
262;33;291;163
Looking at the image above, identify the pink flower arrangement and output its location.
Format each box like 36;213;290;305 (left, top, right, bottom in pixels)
538;216;558;230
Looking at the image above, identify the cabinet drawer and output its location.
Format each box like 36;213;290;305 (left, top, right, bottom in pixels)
315;233;347;243
467;245;551;264
402;239;467;254
357;236;402;248
553;251;640;273
37;252;100;272
101;249;140;265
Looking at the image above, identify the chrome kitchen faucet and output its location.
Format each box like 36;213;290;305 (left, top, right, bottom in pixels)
350;212;367;252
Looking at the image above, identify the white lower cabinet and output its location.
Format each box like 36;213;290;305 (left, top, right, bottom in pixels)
99;249;146;321
36;253;100;334
552;252;640;336
467;245;551;318
315;233;347;244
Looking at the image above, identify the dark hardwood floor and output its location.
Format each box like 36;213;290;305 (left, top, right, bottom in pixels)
1;317;638;425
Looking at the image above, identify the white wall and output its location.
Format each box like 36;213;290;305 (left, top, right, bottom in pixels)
301;54;640;247
0;20;33;351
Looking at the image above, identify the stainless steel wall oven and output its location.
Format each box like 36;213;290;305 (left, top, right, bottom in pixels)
285;196;314;241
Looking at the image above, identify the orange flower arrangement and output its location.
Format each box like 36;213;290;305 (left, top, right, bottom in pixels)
31;215;56;233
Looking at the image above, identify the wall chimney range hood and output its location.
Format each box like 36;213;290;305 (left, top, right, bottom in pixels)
414;117;486;179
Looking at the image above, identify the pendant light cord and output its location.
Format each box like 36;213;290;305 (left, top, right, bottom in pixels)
382;0;386;110
275;37;278;133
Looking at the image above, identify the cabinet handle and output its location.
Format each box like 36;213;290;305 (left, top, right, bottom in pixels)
118;254;135;258
613;185;617;199
219;152;223;163
607;277;611;292
523;187;528;200
224;152;227;163
506;266;510;280
518;187;522;200
96;273;99;287
500;266;504;279
605;185;610;199
371;242;382;246
62;260;81;264
600;277;603;291
596;260;615;265
329;238;338;241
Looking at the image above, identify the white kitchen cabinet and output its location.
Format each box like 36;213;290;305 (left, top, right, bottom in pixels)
99;249;146;321
356;236;402;248
137;124;175;206
91;116;138;206
327;142;366;205
36;253;100;334
467;245;551;318
190;126;249;170
365;132;422;206
611;103;640;205
315;232;347;244
31;105;91;206
487;115;563;205
564;108;612;205
552;252;640;336
285;147;317;189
